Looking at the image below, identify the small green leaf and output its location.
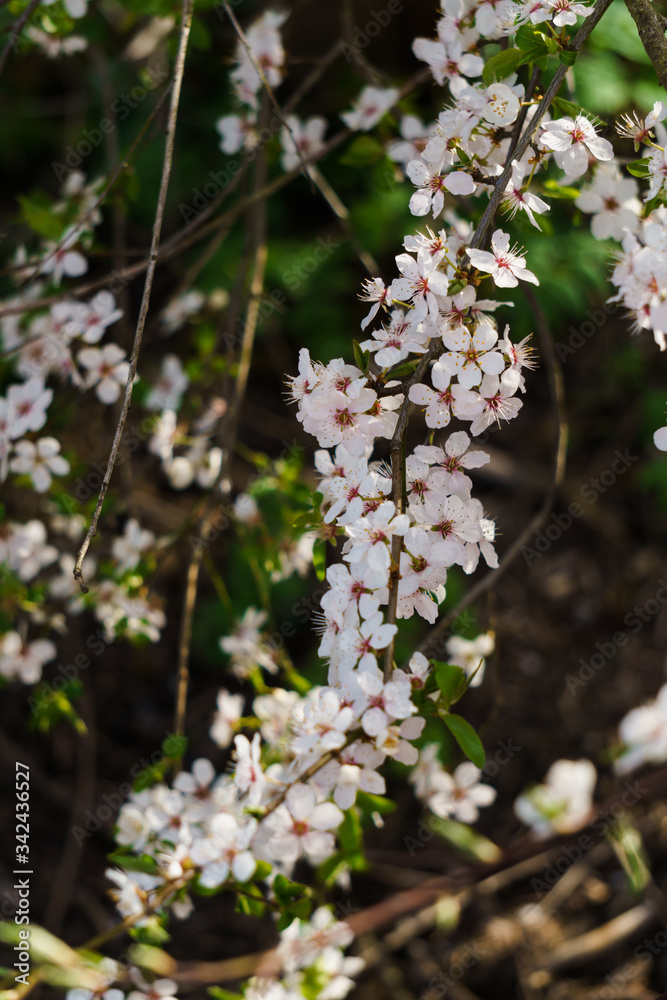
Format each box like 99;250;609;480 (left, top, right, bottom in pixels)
541;178;581;199
427;816;501;862
208;988;244;1000
356;791;397;815
443;714;485;768
433;662;467;709
626;158;651;179
353;340;370;374
482;48;522;85
313;537;327;581
447;278;468;295
18;194;66;240
107;852;159;875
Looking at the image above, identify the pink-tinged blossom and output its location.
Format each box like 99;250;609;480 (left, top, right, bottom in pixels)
547;0;593;26
575;162;641;240
387;114;433;165
539;116;614;178
7;377;53;439
466;230;539;287
9;437;69;492
264;784;344;865
407;159;475;217
375;716;426;765
412;37;483;91
440;324;506;388
359;277;390;331
39;227;88;286
337;612;398;673
233;733;266;806
0;632;56;684
280;115;327;172
408;361;482;429
414;431;490;497
360;309;429;368
341;87;398;132
470;370;524;435
78;344;130;404
503;160;550;229
392;250;450;321
429;762;497;822
342;500;409;577
355;667;416;736
291;688;354;757
190;813;258;887
616;101;667;150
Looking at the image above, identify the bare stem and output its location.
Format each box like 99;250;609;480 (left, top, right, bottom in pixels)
72;0;195;590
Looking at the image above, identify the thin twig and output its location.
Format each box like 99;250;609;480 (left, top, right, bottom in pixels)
0;0;40;75
72;0;195;591
623;0;667;91
469;0;615;251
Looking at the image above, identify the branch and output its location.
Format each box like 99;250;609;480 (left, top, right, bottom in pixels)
72;0;195;591
624;0;667;91
470;0;615;252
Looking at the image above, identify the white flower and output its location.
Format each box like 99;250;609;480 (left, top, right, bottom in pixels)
210;689;245;748
408;363;481;430
514;759;597;837
502;160;549;229
160;290;205;334
220;608;277;677
466;230;539;287
9;438;69;492
281;115;327;172
264;784;344;865
469;370;523;436
615;683;667;773
216;113;257;155
429;762;497;822
39;227;88;285
392;249;450;321
233;733;266;805
144;354;189;411
445;633;494;687
7;377;53;440
291;688;354;757
81;291;123;343
539;116;613;178
575;162;641;240
78;344;130;404
0;632;56;684
440;324;506;388
482;83;520;127
341;87;398;132
112;518;155;573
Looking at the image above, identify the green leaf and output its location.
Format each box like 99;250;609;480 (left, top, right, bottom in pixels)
609;822;651;894
207;989;244;1000
443;714;485;768
313;537;327;581
433;661;468;709
250;860;272;881
107;852;159;875
273;874;309;904
541;178;581;199
353;340;370;374
515;24;550;63
626;157;651;178
427;816;501;863
235;893;266;917
558;48;578;66
18;194;66;240
447;278;468;295
339;135;386;167
482;48;522;85
338;807;364;855
356;791;397;815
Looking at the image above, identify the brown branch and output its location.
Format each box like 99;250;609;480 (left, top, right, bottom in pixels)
470;0;615;252
72;0;195;591
623;0;667;91
414;286;568;658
